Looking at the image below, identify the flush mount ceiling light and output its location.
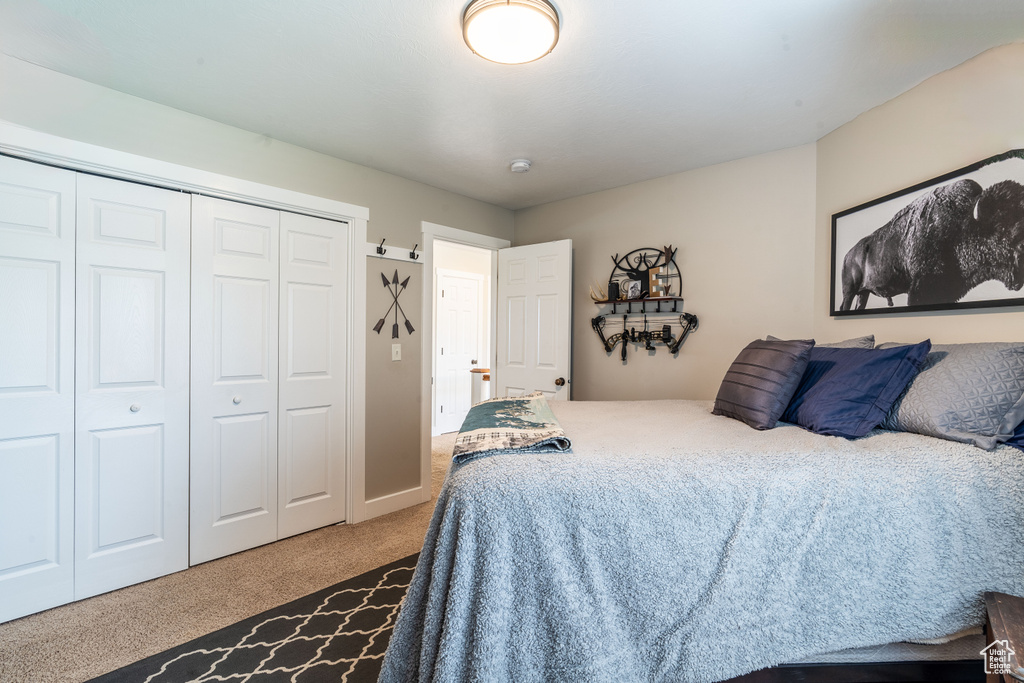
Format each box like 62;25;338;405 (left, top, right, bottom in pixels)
463;0;560;65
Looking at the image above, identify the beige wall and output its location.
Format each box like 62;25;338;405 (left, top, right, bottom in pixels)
814;43;1024;344
514;44;1024;404
365;265;422;500
514;144;818;400
0;55;513;249
0;54;514;505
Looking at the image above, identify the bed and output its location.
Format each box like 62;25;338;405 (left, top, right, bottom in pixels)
379;398;1024;682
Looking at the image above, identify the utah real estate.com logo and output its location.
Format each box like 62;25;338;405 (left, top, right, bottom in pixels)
982;639;1015;676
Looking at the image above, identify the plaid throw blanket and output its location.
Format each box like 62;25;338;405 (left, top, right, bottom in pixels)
452;392;572;464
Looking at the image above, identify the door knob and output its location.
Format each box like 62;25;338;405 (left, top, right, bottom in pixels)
232;396;242;405
129;404;141;413
554;377;565;387
471;359;478;365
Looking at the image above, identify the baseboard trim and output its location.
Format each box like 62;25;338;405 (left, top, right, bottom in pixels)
364;486;426;519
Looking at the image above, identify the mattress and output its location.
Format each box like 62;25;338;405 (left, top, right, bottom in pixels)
381;399;1023;682
800;629;984;664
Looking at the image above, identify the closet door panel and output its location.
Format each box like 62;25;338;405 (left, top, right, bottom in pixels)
191;196;280;564
278;212;347;538
216;276;272;381
74;174;190;600
0;157;76;622
92;266;163;386
214;412;272;519
86;426;164;547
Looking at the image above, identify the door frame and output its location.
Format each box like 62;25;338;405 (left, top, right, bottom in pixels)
419;222;509;502
0;120;372;524
433;268;487;436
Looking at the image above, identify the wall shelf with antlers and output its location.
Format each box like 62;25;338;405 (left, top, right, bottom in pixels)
589;245;699;361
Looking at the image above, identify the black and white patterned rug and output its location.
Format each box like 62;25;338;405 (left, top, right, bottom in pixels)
89;554;418;683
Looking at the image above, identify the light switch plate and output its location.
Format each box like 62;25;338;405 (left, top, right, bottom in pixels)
392;343;401;361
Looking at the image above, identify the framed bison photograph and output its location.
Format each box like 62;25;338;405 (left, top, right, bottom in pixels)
831;149;1024;316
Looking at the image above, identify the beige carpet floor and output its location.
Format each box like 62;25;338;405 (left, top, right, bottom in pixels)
0;433;457;683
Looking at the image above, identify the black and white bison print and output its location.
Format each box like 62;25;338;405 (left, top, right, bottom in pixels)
839;178;1024;310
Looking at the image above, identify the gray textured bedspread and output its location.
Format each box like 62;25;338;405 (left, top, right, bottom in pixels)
379;400;1024;683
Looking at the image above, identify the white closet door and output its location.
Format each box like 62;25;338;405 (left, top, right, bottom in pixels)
0;157;76;622
278;212;348;538
74;174;190;599
191;196;280;564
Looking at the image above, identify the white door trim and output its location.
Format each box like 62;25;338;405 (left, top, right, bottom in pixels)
0;121;368;221
419;223;509;504
0;119;370;527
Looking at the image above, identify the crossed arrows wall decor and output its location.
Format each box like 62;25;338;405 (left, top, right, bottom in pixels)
374;270;415;339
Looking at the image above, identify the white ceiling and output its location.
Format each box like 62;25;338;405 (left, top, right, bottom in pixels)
1;1;1023;210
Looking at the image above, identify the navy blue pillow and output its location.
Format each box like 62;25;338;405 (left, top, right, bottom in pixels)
1007;420;1024;453
781;340;932;439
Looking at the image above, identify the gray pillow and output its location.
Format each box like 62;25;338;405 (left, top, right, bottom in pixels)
766;334;875;349
713;339;815;430
876;342;1024;450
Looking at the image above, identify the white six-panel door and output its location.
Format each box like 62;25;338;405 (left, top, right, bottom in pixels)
74;173;190;599
278;212;348;539
434;269;483;433
190;196;280;565
0;157;77;621
496;240;573;400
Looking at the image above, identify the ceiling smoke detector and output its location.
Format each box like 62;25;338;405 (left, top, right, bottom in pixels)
510;159;532;173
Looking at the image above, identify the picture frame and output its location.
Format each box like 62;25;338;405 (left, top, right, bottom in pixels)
622;279;642;300
830;149;1024;316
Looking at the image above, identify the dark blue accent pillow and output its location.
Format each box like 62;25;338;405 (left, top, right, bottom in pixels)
1007;420;1024;453
781;340;932;439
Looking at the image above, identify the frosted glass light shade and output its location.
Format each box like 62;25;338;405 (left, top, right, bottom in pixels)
463;0;559;65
